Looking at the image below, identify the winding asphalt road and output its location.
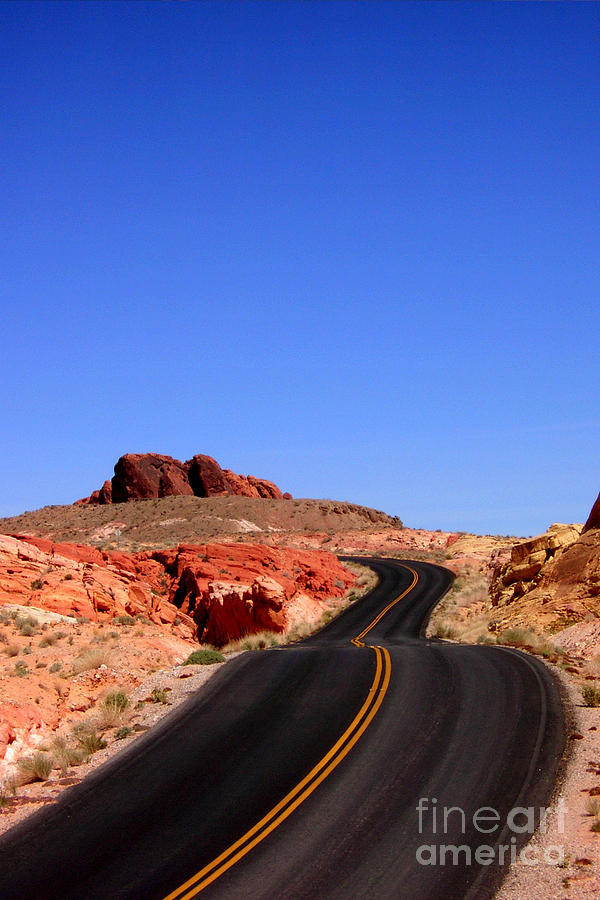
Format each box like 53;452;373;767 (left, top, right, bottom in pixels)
0;559;564;900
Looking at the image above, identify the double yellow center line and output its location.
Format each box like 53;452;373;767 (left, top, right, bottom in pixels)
164;565;419;900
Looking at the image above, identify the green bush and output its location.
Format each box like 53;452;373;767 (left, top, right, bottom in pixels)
103;691;129;713
582;685;600;707
115;726;133;741
183;649;225;666
75;730;107;755
149;687;170;704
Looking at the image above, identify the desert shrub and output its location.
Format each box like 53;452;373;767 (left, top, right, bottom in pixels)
113;616;136;626
149;687;170;704
55;631;67;640
432;622;459;640
49;737;84;774
95;691;130;729
30;578;43;591
49;661;62;673
16;615;38;636
72;647;111;674
104;691;129;713
76;616;90;624
0;632;7;644
115;726;133;741
72;724;107;755
17;752;53;783
4;643;19;657
586;797;600;817
183;649;225;666
223;632;282;652
40;633;58;647
582;685;600;708
63;573;74;581
14;662;29;677
0;774;17;805
498;628;537;648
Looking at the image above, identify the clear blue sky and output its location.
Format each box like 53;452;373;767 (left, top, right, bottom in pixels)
2;1;599;536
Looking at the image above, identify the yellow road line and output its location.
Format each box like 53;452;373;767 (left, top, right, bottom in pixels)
163;648;385;900
164;565;418;900
352;566;419;647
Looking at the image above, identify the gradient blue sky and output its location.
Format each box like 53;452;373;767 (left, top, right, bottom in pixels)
2;1;599;535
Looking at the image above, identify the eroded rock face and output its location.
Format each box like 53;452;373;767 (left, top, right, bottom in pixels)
489;524;583;607
77;453;288;504
111;454;193;503
0;535;354;647
187;455;232;497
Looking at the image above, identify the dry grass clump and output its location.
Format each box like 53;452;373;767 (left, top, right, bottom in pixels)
48;736;85;774
71;720;107;755
0;774;17;806
498;627;539;648
72;646;112;674
222;632;282;653
16;751;53;783
432;621;459;640
582;685;600;708
94;691;130;729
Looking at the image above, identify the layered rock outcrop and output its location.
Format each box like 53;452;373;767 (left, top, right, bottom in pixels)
77;453;288;505
0;535;353;646
490;523;583;607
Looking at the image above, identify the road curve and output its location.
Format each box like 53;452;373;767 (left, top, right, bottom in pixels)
0;559;564;900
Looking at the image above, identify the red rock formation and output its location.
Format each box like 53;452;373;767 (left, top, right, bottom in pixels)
77;452;289;504
247;476;284;500
187;455;232;497
222;470;262;498
111;454;193;503
584;491;600;533
0;535;354;647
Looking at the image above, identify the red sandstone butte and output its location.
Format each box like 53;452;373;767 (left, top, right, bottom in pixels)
77;452;287;504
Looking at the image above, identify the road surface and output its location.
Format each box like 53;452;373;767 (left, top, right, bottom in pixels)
0;558;564;899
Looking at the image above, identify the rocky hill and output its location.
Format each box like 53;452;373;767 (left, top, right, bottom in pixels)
486;489;600;656
0;495;402;551
77;452;289;504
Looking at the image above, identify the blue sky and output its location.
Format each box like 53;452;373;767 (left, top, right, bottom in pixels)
1;1;599;536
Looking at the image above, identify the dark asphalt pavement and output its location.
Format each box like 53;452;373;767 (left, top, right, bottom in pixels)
0;559;564;900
